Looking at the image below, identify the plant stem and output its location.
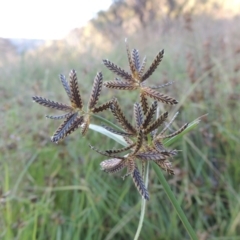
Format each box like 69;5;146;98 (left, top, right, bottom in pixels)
134;161;149;240
152;163;198;240
92;114;124;131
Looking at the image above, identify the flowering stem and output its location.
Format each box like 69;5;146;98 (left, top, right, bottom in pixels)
152;163;198;240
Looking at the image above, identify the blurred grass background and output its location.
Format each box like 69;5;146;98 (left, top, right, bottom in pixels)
1;0;240;239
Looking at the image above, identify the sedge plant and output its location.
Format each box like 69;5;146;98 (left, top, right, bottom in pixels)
32;40;199;239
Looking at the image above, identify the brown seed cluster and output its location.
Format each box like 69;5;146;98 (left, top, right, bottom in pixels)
32;40;188;200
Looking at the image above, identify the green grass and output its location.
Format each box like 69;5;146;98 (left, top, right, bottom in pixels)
1;15;240;239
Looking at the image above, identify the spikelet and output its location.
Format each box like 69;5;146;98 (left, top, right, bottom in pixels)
141;50;164;82
59;74;72;101
92;100;112;113
123;157;136;179
125;40;136;75
46;112;74;120
161;123;189;139
139;56;147;77
105;143;136;155
140;91;149;115
154;159;174;175
131;130;144;155
104;80;138;90
89;145;125;159
110;99;136;134
142;101;158;129
134;103;144;129
51;113;78;143
88;72;103;110
132;167;149;200
100;158;126;173
144;112;168;134
142;87;178;105
102;59;133;81
32;96;73;112
69;69;83;109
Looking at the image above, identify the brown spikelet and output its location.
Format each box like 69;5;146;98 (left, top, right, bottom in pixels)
161;149;178;157
153;139;165;152
92;100;112;113
103;59;133;81
46;112;74;120
90;145;125;159
132;167;149;200
139;56;147;77
88;72;103;110
140;91;149;114
144;112;168;134
131;49;141;80
100;158;126;173
132;49;141;72
124;157;136;178
81;116;90;136
136;151;166;161
131;130;144;155
142;87;178;105
51;113;78;143
161;123;189;139
59;74;72;101
32;96;73;112
123;136;134;145
125;40;136;74
141;50;164;82
154;160;174;175
110;99;136;134
142;101;158;129
134;103;144;129
104;81;138;90
65;116;84;137
106;143;136;154
69;69;83;109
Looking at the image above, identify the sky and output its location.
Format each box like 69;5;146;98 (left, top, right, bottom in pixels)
0;0;112;40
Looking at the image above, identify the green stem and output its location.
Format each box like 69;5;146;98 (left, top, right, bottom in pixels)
134;161;149;240
152;163;198;240
92;114;124;132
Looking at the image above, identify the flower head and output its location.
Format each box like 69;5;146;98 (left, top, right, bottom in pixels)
32;70;111;143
